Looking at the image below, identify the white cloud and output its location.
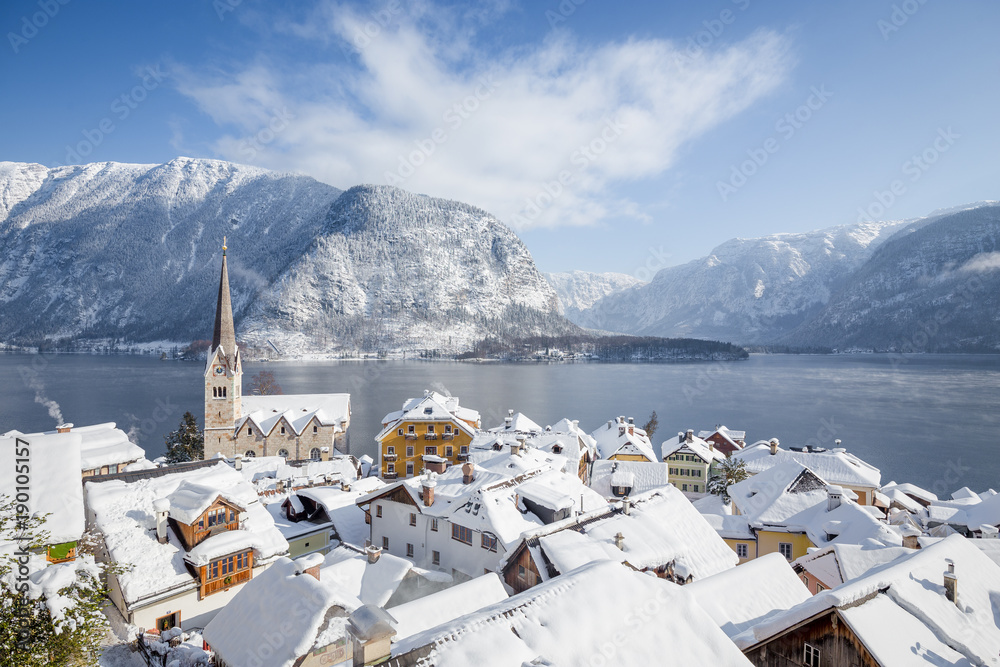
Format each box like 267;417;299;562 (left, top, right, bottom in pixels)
960;251;1000;273
171;2;793;230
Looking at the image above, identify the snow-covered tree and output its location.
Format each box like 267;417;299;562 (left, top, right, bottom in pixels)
0;496;114;666
164;412;205;463
708;457;750;503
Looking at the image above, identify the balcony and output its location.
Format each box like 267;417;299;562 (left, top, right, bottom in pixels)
442;433;455;440
424;433;438;440
383;453;397;461
202;568;251;597
404;433;417;440
383;472;398;480
456;454;470;462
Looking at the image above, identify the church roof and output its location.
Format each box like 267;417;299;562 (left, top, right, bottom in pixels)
211;243;237;365
239;394;352;437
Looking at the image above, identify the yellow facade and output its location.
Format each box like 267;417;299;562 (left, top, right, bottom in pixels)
609;453;651;463
723;537;758;562
379;418;475;479
756;530;813;562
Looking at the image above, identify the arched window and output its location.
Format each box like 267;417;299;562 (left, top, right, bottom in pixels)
244;450;256;458
310;448;321;461
277;448;289;459
222;387;227;397
212;387;217;397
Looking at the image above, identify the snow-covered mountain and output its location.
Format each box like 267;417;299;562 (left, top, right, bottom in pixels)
544;270;644;322
0;159;572;353
785;203;1000;351
580;220;911;342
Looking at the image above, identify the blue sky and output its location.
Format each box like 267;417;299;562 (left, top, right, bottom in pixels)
1;0;997;275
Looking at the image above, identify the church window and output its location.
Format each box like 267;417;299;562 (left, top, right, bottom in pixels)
313;425;318;434
247;428;252;437
310;448;321;461
244;450;256;458
280;426;286;434
277;448;289;458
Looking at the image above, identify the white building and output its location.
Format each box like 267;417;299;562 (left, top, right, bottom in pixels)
589;415;659;462
4;421;147;478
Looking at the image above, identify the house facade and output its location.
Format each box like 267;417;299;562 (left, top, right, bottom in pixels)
662;429;725;496
375;391;480;480
589;416;658;462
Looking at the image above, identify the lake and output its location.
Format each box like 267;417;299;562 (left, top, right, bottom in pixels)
1;352;997;497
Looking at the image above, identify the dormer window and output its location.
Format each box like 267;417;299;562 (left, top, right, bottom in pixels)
424;407;433;415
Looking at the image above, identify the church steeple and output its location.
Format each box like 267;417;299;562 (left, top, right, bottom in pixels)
212;236;237;363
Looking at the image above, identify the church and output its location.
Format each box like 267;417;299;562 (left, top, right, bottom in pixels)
203;242;351;460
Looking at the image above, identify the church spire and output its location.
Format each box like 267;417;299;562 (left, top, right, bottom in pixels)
212;237;237;362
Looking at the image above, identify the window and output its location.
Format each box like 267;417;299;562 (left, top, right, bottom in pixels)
424;446;437;456
431;518;438;532
427;424;435;433
481;533;498;552
409;513;416;526
460;445;468;454
736;543;749;559
406;543;414;557
445;425;452;433
310;448;321;461
313;425;318;434
816;583;826;593
804;643;820;667
208;551;250;581
694;469;702;477
277;448;289;458
682;484;688;491
247;427;253;437
669;468;677;475
445;446;453;457
518;565;526;577
397;428;404;436
386;463;395;474
244;450;256;458
432;550;440;565
779;542;793;560
692;484;699;492
408;424;415;433
376;504;382;518
452;523;473;544
406;446;414;457
406;462;414;476
387;446;395;455
382;536;389;549
280;426;286;434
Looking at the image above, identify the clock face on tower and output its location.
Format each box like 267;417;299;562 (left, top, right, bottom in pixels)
214;365;225;376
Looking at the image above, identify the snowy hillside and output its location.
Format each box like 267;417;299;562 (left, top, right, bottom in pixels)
785;204;1000;352
579;220;910;342
0;159;573;353
544;270;644;323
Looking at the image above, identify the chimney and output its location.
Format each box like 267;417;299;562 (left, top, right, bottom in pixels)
614;532;625;550
366;544;382;564
769;438;779;456
56;423;73;434
296;553;324;581
276;479;285;493
234;454;243;470
685;429;694;443
505;416;513;429
708;441;714;452
622;496;631;515
153;498;170;544
511;438;524;456
943;560;958;605
827;485;843;512
462;462;475;484
422;475;436;507
627;417;634;425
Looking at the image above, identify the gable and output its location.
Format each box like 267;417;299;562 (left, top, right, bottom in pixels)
360;484;420;510
788;468;828;495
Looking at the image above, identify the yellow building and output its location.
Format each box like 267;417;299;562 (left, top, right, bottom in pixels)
589;416;659;462
375;391;480;479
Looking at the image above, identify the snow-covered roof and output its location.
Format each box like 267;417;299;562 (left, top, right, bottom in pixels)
375;391;479;441
733;534;1000;664
391;560;753;665
321;545;412;607
589;459;671;499
792;544;913;588
881;481;938;504
297;479;385;547
387;574;509;645
488;412;543;434
238;394;350;437
163;480;247;526
3;421;146;473
1;432;84;547
694;494;756;540
698;426;746;446
85;462;288;606
734;441;881;488
687;553;811;639
589;417;658;462
661;431;727;463
203;556;354;667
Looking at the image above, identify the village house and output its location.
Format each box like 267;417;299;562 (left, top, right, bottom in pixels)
203;242;351;460
704;461;901;563
732;438;881;505
272;477;385;557
686;553;811;641
1;429;85;564
469;414;597;484
375;390;480;480
356;455;606;581
384;560;755;666
792;543;913;595
588;458;671;499
698;425;747;456
4;421;148;478
589;415;659;462
734;535;1000;666
499;487;737;594
662;428;726;497
84;461;288;631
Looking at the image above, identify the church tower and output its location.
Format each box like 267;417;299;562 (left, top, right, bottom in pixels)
204;238;243;457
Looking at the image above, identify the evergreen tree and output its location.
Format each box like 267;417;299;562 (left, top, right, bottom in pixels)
708;457;750;503
642;411;659;439
164;411;205;462
0;496;115;666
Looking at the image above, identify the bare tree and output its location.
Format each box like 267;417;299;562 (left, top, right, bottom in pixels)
248;370;283;395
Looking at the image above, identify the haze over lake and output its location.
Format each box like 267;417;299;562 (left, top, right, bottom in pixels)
2;352;996;496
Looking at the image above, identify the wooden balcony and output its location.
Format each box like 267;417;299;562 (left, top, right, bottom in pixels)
201;567;251;598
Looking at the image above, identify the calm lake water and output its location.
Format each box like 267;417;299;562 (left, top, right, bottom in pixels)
2;352;997;496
